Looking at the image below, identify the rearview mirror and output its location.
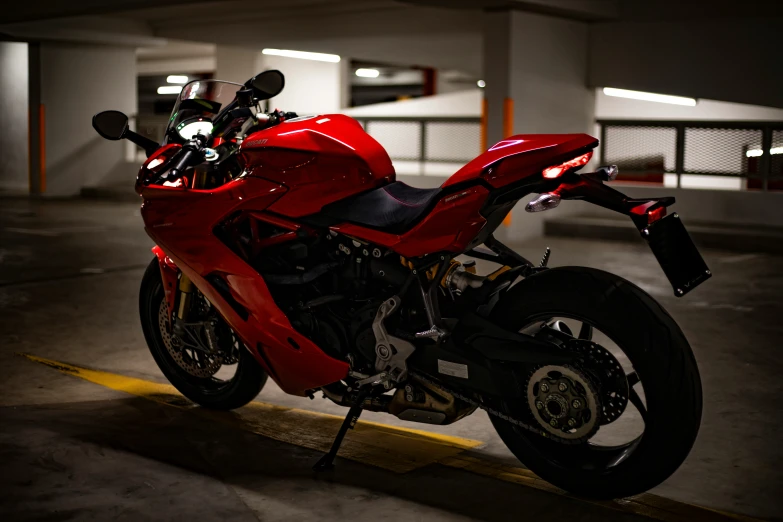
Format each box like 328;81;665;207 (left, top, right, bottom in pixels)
248;70;285;100
93;110;129;140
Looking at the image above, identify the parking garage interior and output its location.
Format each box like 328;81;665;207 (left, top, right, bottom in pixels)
1;1;782;521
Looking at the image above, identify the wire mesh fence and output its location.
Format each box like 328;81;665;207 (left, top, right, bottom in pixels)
598;120;783;191
769;130;783;190
602;126;676;183
683;127;762;175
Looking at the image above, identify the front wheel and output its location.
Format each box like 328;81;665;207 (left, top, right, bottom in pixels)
489;266;702;499
139;258;268;410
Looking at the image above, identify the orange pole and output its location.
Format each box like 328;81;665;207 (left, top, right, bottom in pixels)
502;212;512;227
39;104;46;194
480;98;488;151
502;98;514;227
503;97;513;138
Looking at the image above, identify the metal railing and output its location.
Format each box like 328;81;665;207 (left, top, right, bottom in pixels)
354;116;481;164
130;114;483;167
597;119;783;191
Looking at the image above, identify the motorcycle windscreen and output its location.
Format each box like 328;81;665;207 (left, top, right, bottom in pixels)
643;213;711;297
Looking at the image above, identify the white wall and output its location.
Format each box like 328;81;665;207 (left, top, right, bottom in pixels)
40;42;137;196
0;42;29;194
342;89;481;118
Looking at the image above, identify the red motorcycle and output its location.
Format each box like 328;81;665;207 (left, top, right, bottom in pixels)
93;70;710;498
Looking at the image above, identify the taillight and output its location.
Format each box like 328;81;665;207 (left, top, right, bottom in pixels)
542;152;593;179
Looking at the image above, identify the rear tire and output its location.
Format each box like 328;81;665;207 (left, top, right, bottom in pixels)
489;266;702;499
139;258;267;410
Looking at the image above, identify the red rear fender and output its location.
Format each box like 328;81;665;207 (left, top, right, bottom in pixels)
442;134;598;188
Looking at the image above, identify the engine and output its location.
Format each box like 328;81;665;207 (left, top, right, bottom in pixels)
215;212;426;373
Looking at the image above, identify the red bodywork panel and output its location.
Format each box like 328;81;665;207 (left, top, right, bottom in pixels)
140;114;598;395
136;144;182;192
141;177;349;396
240;115;395;217
442;134;598;188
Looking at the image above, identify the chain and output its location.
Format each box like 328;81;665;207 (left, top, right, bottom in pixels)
409;370;582;445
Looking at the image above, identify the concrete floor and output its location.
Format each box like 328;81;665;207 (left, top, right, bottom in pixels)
1;197;781;521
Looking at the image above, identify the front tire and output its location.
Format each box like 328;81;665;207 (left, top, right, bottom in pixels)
489;266;702;499
139;258;267;410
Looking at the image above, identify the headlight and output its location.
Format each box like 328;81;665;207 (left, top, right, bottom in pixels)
177;119;213;140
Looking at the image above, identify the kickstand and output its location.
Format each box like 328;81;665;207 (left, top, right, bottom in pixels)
313;390;368;472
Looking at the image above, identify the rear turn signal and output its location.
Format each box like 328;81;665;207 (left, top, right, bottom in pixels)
525;192;561;212
543;152;593;179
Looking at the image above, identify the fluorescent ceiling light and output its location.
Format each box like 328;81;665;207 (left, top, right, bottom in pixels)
157;85;183;95
603;87;696;106
355;68;379;78
166;75;188;84
746;147;783;157
477;80;486;88
262;48;340;63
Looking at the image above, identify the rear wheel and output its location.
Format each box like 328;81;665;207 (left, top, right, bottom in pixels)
489;266;702;499
139;258;267;410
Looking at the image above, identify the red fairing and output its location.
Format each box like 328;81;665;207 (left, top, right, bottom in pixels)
240;115;395;217
332;186;489;258
442;134;598;188
140;178;349;395
136;144;182;194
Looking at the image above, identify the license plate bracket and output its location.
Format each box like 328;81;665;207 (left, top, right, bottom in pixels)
643;213;711;297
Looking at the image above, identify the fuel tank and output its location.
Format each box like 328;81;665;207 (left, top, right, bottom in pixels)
239;115;395;217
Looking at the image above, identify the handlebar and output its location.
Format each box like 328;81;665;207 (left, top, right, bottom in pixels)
161;135;208;181
157;109;298;184
256;110;298;128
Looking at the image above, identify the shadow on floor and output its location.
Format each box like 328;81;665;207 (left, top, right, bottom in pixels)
0;397;653;522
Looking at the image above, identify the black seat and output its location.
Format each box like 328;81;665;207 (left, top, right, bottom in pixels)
322;182;441;234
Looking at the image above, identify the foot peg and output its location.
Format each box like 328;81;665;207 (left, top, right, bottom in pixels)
415;325;447;340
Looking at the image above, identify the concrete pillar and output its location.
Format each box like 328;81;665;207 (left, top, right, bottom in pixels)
215;45;263;85
482;11;512;148
482;10;595;242
28;42;137;197
0;42;30;195
215;45;345;115
483;10;594;145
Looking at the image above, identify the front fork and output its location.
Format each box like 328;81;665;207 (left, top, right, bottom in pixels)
176;275;195;322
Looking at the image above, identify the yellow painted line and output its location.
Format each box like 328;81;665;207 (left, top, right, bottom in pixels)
18;354;480;473
20;354;768;522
